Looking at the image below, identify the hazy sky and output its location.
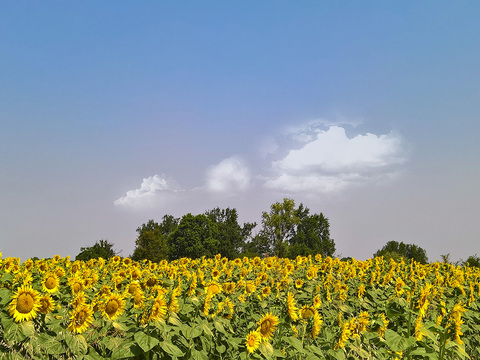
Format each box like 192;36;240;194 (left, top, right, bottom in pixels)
1;2;479;262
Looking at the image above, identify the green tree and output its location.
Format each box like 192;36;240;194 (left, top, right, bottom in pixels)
76;239;117;261
168;213;220;260
257;198;335;258
288;204;335;258
205;207;256;259
374;241;428;264
463;254;480;268
259;198;300;257
131;215;178;262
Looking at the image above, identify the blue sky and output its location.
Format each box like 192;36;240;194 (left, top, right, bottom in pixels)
1;2;479;262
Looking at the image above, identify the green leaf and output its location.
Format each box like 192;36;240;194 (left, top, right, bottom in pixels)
19;320;35;337
327;349;345;360
112;321;128;332
259;342;274;359
160;341;185;357
202;322;214;336
111;341;137;360
0;287;11;305
213;320;226;334
65;333;88;356
284;336;305;353
216;343;226;353
5;321;27;343
384;329;416;352
191;348;209;360
134;331;159;353
272;348;286;358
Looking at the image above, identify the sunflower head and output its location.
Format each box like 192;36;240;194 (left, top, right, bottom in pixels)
103;293;125;320
245;330;261;353
38;294;55;314
42;273;60;293
9;285;41;322
257;313;279;341
68;304;94;334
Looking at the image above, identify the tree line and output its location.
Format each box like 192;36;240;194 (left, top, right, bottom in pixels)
76;198;335;262
76;197;478;266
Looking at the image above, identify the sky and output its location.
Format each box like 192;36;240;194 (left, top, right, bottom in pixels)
1;1;479;263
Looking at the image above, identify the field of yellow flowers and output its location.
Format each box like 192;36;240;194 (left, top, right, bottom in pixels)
1;253;479;359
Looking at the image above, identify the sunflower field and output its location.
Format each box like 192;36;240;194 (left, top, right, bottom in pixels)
1;253;480;360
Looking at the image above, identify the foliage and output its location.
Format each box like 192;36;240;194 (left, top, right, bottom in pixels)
205;207;256;260
75;239;117;261
254;198;335;258
374;240;429;264
131;216;178;262
1;253;480;359
463;254;480;268
168;213;220;260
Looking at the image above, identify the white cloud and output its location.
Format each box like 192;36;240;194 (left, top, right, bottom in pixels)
206;156;251;193
265;126;407;193
114;175;181;208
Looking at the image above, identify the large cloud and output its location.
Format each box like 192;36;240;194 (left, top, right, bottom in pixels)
206;156;251;193
265;126;406;193
114;175;181;208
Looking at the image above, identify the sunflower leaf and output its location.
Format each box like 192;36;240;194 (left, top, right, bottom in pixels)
134;331;159;353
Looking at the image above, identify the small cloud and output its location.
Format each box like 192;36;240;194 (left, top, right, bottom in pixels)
206;156;251;193
114;175;181;208
265;125;407;193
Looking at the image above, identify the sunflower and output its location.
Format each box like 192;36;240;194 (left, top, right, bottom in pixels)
312;312;323;338
127;281;141;296
245;330;261;353
42;273;60;293
299;305;316;321
287;292;299;321
206;281;222;296
102;293;125;320
133;289;145;309
68;304;94;334
294;279;303;289
38;294;55;314
257;313;279;341
149;296;168;322
9;285;41;322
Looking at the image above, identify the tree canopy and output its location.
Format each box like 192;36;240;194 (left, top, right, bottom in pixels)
249;198;335;259
75;239;117;261
373;240;428;264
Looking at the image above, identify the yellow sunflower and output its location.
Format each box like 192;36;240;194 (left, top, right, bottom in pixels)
126;281;141;296
68;304;94;334
287;292;299;321
38;294;55;314
102;293;125;320
299;305;317;321
42;273;60;293
9;285;41;322
257;313;279;341
133;289;145;309
149;296;168;322
245;330;261;353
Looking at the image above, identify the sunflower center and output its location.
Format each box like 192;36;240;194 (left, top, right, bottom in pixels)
260;319;271;335
39;299;49;312
45;276;57;289
73;283;82;293
128;284;138;294
16;293;35;314
247;335;256;347
105;299;119;315
302;308;314;319
76;310;87;326
134;292;143;304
